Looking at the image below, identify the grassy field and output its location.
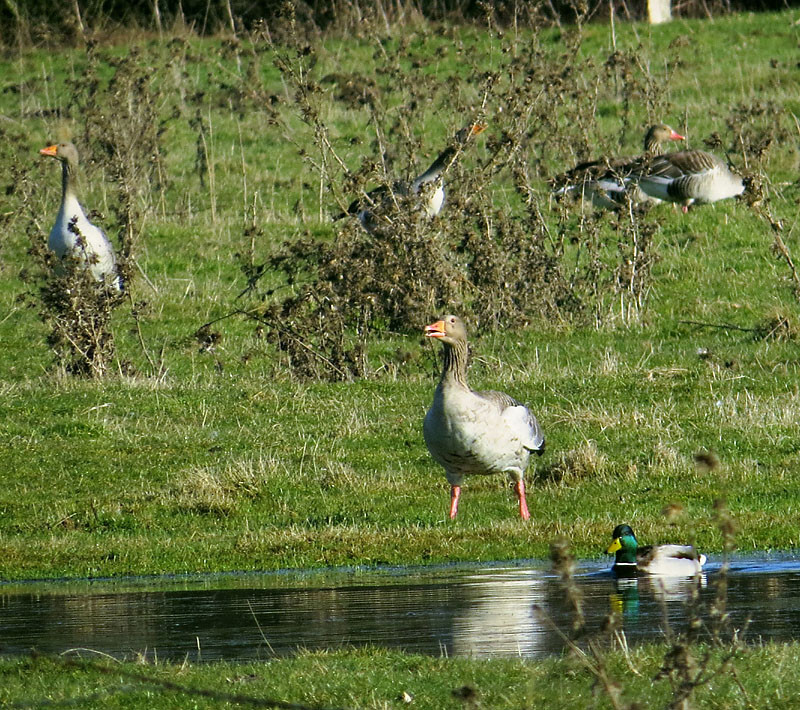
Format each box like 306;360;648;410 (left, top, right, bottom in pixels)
1;5;800;707
2;642;800;708
0;8;799;581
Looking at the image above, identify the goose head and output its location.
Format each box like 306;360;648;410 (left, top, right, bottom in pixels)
454;122;488;146
644;124;684;152
424;314;468;347
40;141;80;167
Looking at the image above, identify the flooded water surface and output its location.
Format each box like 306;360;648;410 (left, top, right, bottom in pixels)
2;554;800;661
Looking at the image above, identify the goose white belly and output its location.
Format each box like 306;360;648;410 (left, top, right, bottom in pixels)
423;387;531;482
423;183;445;216
49;195;117;283
638;164;744;206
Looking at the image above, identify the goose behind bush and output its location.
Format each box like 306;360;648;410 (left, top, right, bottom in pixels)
423;315;545;520
553;123;685;209
40;141;122;291
337;122;486;230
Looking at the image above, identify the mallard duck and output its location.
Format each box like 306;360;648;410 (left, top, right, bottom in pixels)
552;123;685;209
337;122;486;230
423;315;545;520
607;524;706;576
40;142;122;291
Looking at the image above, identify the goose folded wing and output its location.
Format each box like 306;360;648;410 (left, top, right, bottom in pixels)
478;390;545;453
640;150;721;179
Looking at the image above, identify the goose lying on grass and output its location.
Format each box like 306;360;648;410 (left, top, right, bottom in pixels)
337;122;486;230
607;524;706;576
40;141;122;291
634;149;746;211
423;315;545;520
552;123;685;209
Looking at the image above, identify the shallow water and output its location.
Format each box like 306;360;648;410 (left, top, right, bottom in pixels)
2;553;800;661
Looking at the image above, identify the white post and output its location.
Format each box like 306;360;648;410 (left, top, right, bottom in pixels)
648;0;672;24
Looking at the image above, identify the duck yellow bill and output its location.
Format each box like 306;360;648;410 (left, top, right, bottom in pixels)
40;145;58;157
606;538;622;554
424;320;446;338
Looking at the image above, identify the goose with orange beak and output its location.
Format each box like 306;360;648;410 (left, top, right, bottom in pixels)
422;315;545;520
40;141;122;291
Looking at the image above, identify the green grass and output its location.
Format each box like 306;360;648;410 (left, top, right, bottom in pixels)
3;643;800;709
0;9;799;582
2;8;800;708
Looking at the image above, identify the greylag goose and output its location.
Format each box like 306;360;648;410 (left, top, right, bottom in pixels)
40;142;122;291
337;122;486;230
607;524;706;577
553;124;685;209
633;149;745;211
423;315;545;520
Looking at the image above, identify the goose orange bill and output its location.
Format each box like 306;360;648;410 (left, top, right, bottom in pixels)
669;129;685;140
424;320;446;338
40;145;59;157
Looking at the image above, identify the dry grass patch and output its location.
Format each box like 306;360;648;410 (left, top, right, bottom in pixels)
176;456;288;514
539;439;609;484
710;389;800;430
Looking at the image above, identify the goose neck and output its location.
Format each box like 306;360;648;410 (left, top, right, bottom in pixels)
61;158;78;202
440;340;469;388
419;146;457;183
643;135;662;155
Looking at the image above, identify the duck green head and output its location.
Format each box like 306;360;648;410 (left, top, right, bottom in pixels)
607;524;638;564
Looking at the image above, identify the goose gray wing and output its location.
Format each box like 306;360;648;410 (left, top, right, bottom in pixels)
640;150;722;179
477;390;545;454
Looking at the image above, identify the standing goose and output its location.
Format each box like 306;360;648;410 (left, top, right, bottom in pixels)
633;149;745;211
553;124;685;209
40;142;122;291
337;122;486;230
423;315;545;520
607;524;706;576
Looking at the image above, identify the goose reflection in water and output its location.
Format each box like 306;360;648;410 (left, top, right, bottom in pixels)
450;571;549;657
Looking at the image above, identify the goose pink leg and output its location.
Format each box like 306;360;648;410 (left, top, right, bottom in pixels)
449;485;461;519
516;480;530;520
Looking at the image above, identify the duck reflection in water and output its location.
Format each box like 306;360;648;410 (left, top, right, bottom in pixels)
606;524;708;619
610;574;708;620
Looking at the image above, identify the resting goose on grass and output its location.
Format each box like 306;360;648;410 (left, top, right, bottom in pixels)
40;142;122;291
553;123;685;209
336;122;486;231
634;149;746;212
423;315;545;520
607;524;706;576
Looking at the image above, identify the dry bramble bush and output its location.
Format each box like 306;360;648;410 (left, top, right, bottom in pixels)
228;1;679;380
